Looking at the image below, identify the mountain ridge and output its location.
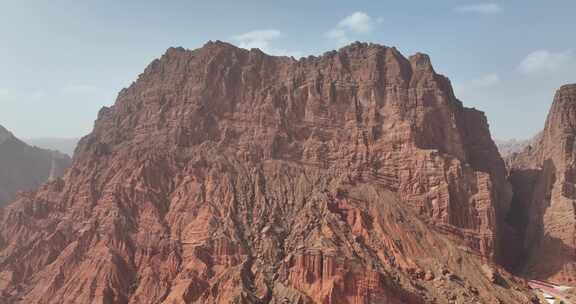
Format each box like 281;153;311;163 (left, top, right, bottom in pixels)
0;124;71;207
24;137;80;157
0;41;540;303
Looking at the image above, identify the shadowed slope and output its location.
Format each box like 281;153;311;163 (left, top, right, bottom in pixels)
507;84;576;285
0;125;71;207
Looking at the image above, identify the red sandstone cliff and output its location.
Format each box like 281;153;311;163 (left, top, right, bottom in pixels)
0;42;537;303
507;84;576;285
0;125;71;207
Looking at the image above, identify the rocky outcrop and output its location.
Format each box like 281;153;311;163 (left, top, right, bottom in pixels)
507;84;576;285
0;125;71;207
0;42;536;303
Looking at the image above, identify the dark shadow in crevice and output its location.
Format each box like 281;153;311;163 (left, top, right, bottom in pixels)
502;159;576;285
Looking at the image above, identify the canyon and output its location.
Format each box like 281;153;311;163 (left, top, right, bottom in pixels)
506;84;576;286
0;41;570;303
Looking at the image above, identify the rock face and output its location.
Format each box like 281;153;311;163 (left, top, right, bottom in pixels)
507;84;576;285
0;42;536;303
0;125;71;207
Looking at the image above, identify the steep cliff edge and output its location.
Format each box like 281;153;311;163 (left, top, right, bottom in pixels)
0;42;535;303
507;84;576;285
0;125;71;207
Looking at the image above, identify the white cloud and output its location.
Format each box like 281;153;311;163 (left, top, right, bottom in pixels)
454;3;502;14
232;29;302;58
518;50;574;74
326;11;378;46
337;12;374;34
233;30;281;49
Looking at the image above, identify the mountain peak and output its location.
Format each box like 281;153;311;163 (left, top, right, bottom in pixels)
0;42;533;304
558;83;576;92
409;52;434;72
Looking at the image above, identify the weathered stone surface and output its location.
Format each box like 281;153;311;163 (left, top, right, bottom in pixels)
496;137;537;158
507;84;576;285
0;42;535;303
0;125;71;206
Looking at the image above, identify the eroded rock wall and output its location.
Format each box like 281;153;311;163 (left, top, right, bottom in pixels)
0;42;533;303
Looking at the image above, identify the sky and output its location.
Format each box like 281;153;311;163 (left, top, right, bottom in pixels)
0;1;575;140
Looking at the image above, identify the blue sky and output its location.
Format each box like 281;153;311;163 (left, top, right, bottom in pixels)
1;1;574;140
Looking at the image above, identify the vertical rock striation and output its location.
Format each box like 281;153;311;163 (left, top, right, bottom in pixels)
0;42;535;303
507;84;576;285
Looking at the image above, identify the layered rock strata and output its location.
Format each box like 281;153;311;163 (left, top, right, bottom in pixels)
0;42;534;303
507;84;576;285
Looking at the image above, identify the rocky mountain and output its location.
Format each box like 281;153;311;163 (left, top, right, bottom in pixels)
24;137;80;157
0;42;540;303
496;137;535;158
507;84;576;285
0;125;71;207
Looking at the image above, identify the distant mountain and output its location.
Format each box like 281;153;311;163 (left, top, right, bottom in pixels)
495;138;529;157
495;135;541;158
24;137;80;157
0;125;71;207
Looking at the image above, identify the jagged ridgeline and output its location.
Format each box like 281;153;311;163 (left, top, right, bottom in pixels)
0;42;540;303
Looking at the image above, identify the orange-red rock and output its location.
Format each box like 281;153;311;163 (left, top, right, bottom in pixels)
0;42;537;303
507;84;576;285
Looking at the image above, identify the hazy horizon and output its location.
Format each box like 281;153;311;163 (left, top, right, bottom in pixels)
1;0;575;140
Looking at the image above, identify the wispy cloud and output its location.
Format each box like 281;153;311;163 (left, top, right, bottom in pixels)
233;30;281;49
326;11;378;46
518;50;574;74
469;73;501;88
232;29;302;58
454;3;502;14
455;73;501;94
338;11;374;34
